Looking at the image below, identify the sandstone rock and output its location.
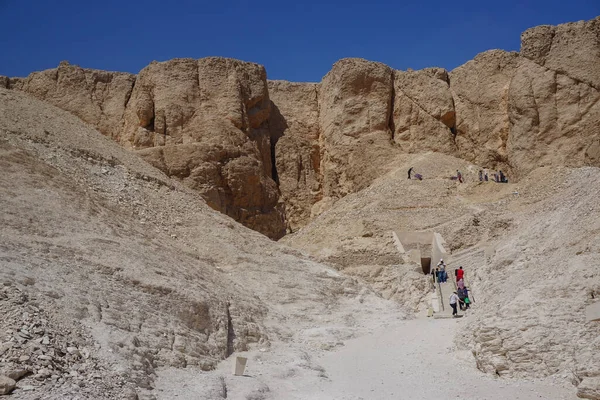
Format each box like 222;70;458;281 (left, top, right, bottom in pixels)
269;80;321;231
521;16;600;89
0;376;16;395
578;377;600;400
318;58;396;200
0;76;7;89
122;58;285;239
393;68;457;153
449;50;520;170
16;61;135;140
4;369;29;382
507;57;600;176
5;16;600;240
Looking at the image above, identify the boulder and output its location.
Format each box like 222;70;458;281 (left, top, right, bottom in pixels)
578;377;600;400
0;376;15;395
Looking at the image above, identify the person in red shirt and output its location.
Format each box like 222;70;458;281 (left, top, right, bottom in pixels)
457;266;465;282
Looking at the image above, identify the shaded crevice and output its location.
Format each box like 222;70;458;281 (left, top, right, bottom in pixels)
226;302;235;357
268;101;287;185
270;137;279;184
220;376;228;398
123;76;136;109
388;70;396;141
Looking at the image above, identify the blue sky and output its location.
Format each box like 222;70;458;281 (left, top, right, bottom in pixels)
1;0;598;82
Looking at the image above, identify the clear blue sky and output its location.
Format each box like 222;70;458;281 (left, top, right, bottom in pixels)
1;0;598;82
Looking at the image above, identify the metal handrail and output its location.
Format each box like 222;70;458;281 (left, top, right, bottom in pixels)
437;280;445;311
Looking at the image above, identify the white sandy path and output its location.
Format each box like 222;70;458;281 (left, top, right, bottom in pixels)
154;317;576;399
296;318;576;400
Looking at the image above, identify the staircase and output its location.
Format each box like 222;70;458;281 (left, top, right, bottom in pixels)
433;245;485;318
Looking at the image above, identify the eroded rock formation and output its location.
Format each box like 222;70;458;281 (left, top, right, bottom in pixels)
122;58;285;240
5;16;600;236
268;80;321;232
7;58;285;239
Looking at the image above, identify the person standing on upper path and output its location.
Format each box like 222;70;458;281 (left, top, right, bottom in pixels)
450;292;459;316
457;170;463;183
408;167;414;180
457;266;464;282
479;170;483;182
499;170;507;183
484;170;489;181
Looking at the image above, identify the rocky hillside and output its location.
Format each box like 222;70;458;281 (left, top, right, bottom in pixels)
2;17;599;237
283;152;600;399
0;88;399;399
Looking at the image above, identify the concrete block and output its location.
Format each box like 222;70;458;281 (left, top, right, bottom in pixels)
233;356;247;376
586;302;600;322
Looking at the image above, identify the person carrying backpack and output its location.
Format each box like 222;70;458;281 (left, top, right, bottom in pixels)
450;292;459;316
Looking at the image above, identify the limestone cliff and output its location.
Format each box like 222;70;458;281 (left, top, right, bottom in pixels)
268;80;321;232
5;16;600;236
8;58;286;239
122;58;285;240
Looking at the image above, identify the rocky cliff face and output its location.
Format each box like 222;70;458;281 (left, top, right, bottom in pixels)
6;58;286;239
122;58;284;240
5;61;135;140
318;59;396;204
4;16;600;236
268;80;321;232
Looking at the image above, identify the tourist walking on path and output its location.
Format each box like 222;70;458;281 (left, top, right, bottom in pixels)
457;266;464;282
457;170;463;183
450;292;459;316
484;170;488;181
439;264;447;283
479;170;483;181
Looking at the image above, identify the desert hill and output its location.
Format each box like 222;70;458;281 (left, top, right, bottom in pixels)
2;17;600;238
0;14;599;400
0;88;402;399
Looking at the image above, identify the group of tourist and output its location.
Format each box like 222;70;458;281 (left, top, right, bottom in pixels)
431;259;472;317
478;169;508;183
408;167;508;184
